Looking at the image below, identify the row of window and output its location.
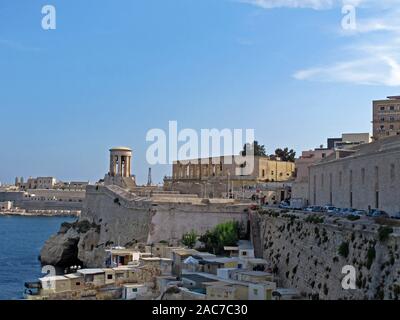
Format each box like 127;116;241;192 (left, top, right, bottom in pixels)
379;116;400;122
378;105;400;111
261;170;290;178
379;124;399;130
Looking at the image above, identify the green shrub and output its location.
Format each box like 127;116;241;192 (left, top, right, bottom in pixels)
378;227;393;242
181;230;197;248
198;221;240;255
305;215;325;224
338;242;350;258
347;215;360;221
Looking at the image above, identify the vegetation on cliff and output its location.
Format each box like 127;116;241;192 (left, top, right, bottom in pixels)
198;221;246;255
338;241;350;258
378;226;394;242
181;230;197;249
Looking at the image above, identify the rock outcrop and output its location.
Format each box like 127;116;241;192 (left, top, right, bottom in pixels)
40;220;100;267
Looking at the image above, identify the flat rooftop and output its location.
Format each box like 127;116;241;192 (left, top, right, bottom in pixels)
77;269;105;275
182;274;220;285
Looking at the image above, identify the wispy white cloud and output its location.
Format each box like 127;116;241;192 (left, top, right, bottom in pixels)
238;0;399;10
0;39;42;52
237;0;400;87
237;0;336;10
294;55;400;86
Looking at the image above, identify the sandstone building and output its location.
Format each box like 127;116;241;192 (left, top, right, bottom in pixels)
309;135;400;215
291;133;371;205
333;133;371;150
373;96;400;140
164;155;295;199
291;147;334;206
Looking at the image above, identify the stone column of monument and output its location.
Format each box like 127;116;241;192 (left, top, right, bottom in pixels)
109;147;132;177
110;154;114;176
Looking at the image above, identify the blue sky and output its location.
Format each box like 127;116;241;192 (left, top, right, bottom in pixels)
0;0;398;184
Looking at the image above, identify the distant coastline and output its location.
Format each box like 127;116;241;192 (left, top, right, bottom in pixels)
0;210;80;218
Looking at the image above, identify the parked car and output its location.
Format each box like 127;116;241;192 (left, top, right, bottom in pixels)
390;212;400;220
341;208;356;216
333;208;343;215
323;206;337;214
304;206;314;213
279;201;291;209
369;210;389;218
305;206;324;213
353;210;368;217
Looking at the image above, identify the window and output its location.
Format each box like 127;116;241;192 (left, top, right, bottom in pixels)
132;288;138;293
253;289;259;295
390;106;395;111
76;282;81;286
242;251;247;256
380;117;385;122
262;169;265;177
380;106;385;111
107;274;113;280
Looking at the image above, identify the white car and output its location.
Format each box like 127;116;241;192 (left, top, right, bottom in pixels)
323;206;336;214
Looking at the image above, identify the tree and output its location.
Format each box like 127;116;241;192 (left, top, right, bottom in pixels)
274;148;296;162
199;221;241;255
181;230;197;248
241;141;267;157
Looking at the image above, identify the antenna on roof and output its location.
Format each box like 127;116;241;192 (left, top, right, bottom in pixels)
147;168;152;187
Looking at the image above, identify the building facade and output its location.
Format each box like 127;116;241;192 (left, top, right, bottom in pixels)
164;155;295;198
373;96;400;140
22;177;57;190
170;156;295;183
291;148;334;205
309;135;400;215
327;133;371;151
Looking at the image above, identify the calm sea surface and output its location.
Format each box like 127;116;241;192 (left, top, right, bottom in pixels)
0;215;75;300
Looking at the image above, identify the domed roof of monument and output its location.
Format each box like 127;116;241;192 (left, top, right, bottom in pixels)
110;146;132;152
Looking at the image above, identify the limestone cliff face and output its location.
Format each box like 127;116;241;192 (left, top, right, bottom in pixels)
41;185;248;269
40;220;100;267
250;210;400;300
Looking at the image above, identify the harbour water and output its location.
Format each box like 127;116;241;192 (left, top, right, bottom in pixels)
0;215;76;300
